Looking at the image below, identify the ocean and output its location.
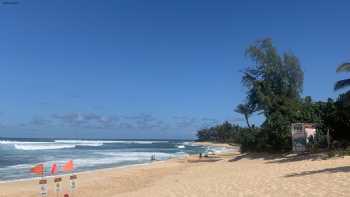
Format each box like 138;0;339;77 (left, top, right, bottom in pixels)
0;138;224;182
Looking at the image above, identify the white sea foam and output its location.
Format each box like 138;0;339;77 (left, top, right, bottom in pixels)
0;140;105;150
55;140;168;144
0;152;175;174
74;152;174;167
205;146;232;154
0;140;48;145
54;140;104;147
0;139;196;181
14;144;76;150
177;145;185;149
182;142;200;147
0;139;173;151
108;140;169;144
55;140;107;144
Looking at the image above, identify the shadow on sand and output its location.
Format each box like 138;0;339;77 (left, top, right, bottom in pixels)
228;153;286;162
228;152;350;178
187;157;222;163
284;166;350;178
228;152;332;164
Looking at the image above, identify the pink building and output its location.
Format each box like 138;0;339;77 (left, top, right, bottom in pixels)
291;123;316;152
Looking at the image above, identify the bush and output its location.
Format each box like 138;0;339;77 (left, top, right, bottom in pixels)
238;128;259;152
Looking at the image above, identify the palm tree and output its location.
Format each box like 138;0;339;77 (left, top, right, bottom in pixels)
235;103;253;129
335;62;350;105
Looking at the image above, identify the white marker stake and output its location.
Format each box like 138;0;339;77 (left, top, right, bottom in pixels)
54;177;62;197
70;175;77;197
39;179;48;197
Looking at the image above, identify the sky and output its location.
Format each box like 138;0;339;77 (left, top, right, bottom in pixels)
0;0;350;139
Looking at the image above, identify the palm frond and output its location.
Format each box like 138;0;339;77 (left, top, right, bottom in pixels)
338;91;350;107
334;79;350;91
336;63;350;73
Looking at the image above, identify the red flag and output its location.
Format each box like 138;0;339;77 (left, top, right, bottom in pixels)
63;160;74;172
31;164;44;176
51;163;57;175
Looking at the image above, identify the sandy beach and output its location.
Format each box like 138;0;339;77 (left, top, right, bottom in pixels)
0;146;349;197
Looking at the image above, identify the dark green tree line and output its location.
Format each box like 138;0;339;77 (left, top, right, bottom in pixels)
197;38;350;152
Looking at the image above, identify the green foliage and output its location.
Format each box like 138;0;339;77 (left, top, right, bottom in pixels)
317;98;350;144
196;121;242;143
336;63;350;73
242;38;304;115
237;127;260;152
335;62;350;106
234;103;254;128
240;38;305;151
196;38;350;153
309;129;328;150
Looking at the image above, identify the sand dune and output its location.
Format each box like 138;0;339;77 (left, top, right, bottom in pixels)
0;148;349;197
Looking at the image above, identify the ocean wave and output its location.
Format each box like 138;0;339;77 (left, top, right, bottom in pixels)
0;151;183;182
177;145;185;149
54;140;104;147
14;144;77;150
2;152;176;170
181;142;201;147
55;140;107;144
205;146;232;154
103;140;169;144
55;140;168;144
0;140;49;145
0;140;104;150
74;152;174;167
0;139;171;151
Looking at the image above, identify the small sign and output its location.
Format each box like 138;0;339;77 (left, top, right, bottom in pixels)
55;182;61;192
39;179;48;197
39;180;47;184
70;180;77;190
70;175;77;190
70;175;77;180
54;178;62;193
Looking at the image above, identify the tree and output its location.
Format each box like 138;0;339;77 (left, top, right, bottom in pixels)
335;62;350;105
242;38;304;115
241;38;304;151
235;103;253;128
196;122;243;143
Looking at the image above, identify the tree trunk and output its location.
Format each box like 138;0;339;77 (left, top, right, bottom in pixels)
327;129;331;150
245;114;251;129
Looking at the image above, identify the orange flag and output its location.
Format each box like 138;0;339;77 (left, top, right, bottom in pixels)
51;163;57;175
63;160;74;172
31;164;44;176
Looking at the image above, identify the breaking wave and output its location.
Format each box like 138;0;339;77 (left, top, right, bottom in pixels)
0;140;170;151
0;138;213;181
14;144;76;150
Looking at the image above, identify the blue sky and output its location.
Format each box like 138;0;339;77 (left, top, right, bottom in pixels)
0;0;350;139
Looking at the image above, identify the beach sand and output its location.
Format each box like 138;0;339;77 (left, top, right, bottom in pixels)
1;146;349;197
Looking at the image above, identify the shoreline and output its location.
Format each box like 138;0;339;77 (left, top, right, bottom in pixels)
192;141;237;148
0;146;350;196
0;161;155;184
0;142;232;184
